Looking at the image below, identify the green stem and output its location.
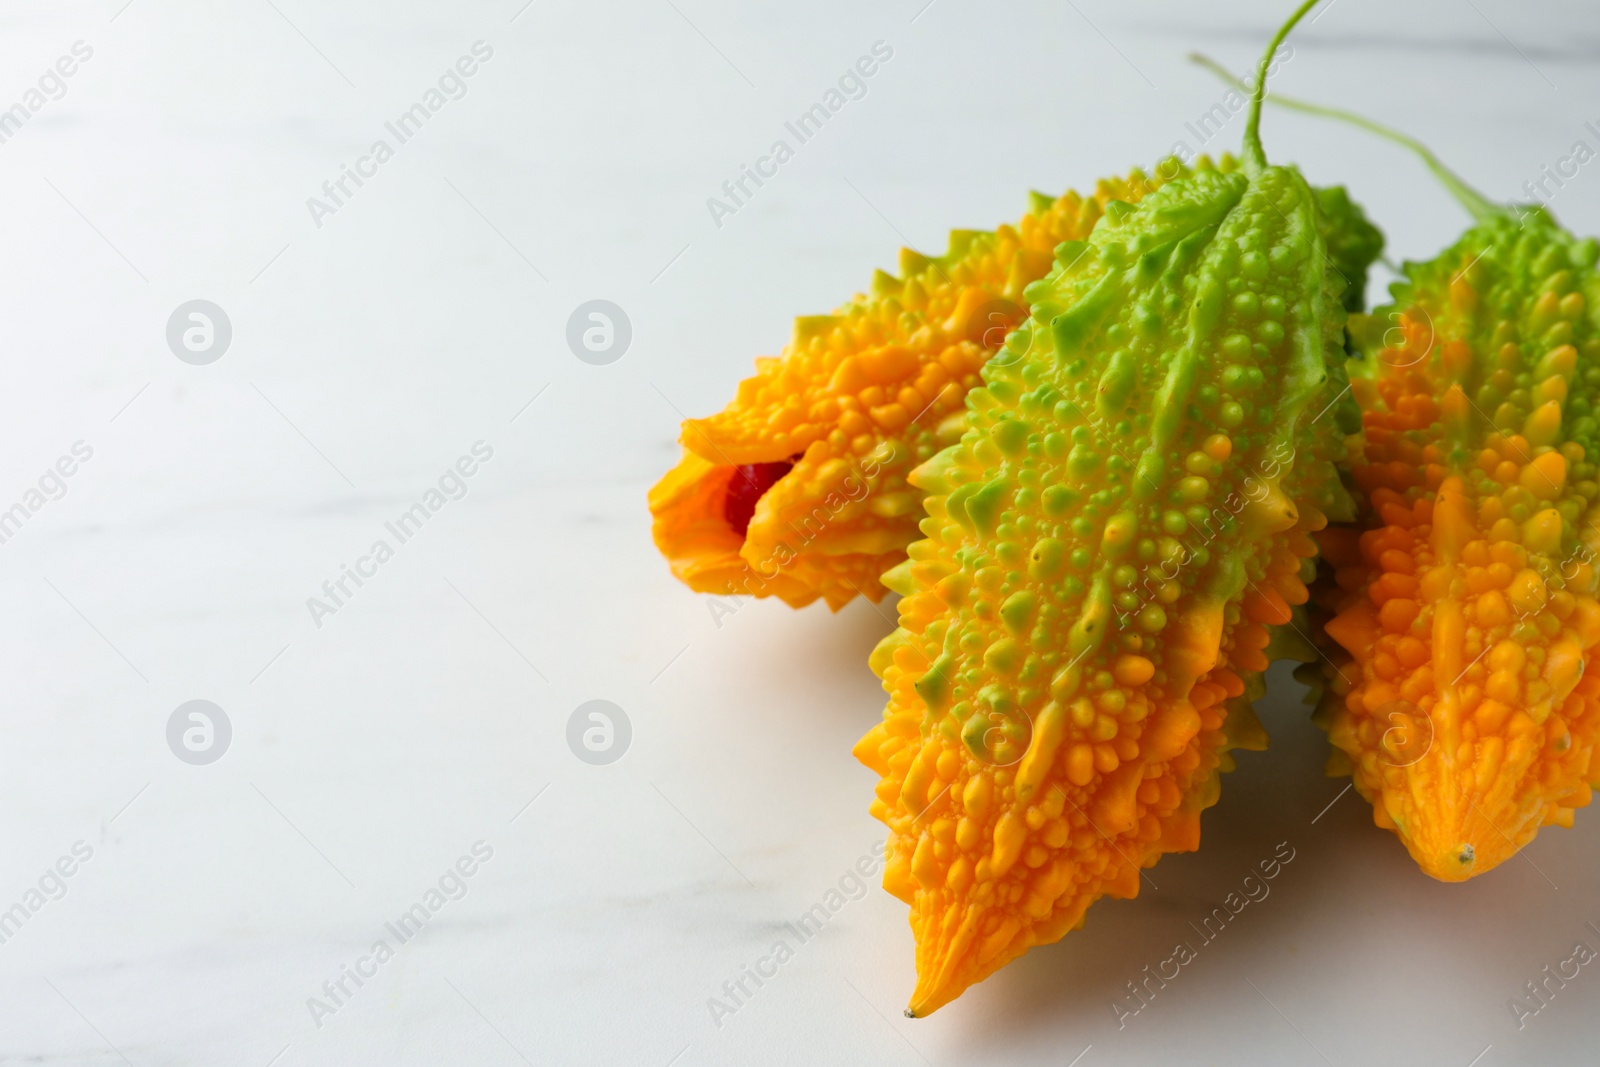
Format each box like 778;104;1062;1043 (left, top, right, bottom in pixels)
1193;51;1503;223
1241;0;1323;175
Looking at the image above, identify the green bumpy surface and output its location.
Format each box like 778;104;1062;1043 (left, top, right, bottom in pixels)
1318;185;1385;315
862;159;1369;1015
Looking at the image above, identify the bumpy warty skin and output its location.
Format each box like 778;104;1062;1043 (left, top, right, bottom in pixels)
1317;184;1385;314
1310;207;1600;881
649;160;1238;610
856;159;1371;1016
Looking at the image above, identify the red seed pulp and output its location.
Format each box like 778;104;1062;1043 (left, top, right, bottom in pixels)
723;461;793;536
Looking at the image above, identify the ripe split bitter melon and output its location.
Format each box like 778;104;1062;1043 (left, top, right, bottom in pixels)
649;160;1379;613
649;160;1239;609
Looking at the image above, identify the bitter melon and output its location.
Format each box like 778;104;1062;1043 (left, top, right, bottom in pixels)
649;161;1231;609
1257;91;1600;881
855;0;1368;1015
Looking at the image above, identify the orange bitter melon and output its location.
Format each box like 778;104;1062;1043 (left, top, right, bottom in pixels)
649;159;1232;610
854;0;1368;1015
1265;94;1600;881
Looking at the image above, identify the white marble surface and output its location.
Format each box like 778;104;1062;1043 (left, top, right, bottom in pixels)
4;0;1600;1064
